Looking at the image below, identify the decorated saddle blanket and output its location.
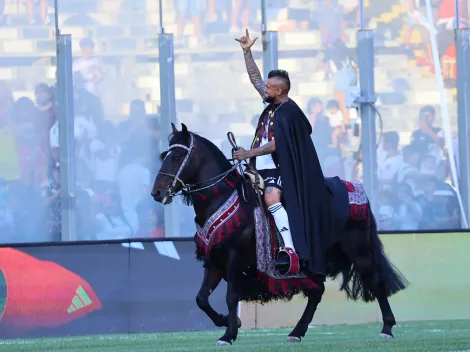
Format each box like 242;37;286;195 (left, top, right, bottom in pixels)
194;190;250;260
325;176;369;234
248;206;321;300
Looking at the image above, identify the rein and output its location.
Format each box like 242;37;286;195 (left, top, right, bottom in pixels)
158;132;242;197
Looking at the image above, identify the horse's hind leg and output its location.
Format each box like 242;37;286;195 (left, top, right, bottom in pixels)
287;281;325;342
376;286;396;338
196;264;234;328
340;229;396;338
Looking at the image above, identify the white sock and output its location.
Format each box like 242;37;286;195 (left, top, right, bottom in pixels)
267;203;296;252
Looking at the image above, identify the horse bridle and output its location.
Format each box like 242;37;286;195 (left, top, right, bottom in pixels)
158;132;241;200
158;133;195;198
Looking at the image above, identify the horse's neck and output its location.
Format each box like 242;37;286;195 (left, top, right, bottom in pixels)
192;170;235;226
193;195;230;226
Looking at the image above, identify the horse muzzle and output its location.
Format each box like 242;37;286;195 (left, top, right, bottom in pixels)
151;188;174;205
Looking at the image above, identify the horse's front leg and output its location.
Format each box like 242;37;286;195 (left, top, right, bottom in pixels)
288;281;325;342
196;264;227;327
217;249;242;345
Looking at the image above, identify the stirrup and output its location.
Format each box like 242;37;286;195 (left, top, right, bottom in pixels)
275;247;300;275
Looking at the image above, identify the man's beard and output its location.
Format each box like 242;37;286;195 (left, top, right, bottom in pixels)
264;94;274;104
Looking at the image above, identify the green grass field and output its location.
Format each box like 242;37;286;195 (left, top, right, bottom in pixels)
1;320;469;352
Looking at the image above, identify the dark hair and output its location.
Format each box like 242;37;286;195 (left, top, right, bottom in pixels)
34;83;52;96
306;98;323;114
419;105;436;117
402;144;418;159
268;69;290;92
12;97;38;122
326;99;340;110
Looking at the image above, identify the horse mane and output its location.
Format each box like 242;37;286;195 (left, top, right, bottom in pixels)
169;130;233;206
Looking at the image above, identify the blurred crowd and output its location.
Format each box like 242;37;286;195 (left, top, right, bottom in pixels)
0;38;165;243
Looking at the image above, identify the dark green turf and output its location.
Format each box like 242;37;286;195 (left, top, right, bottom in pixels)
1;320;469;352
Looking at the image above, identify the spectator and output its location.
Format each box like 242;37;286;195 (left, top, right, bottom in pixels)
325;99;348;155
321;47;357;125
94;191;134;240
12;97;47;187
392;182;422;230
74;71;105;125
351;146;363;183
41;164;61;241
377;131;403;190
175;0;204;44
26;0;50;25
325;99;344;132
34;83;57;163
118;99;161;171
279;0;313;31
397;144;421;194
90;121;121;193
49;109;98;185
117;141;151;234
76;188;98;241
434;161;461;228
16;122;47;188
307;98;334;168
416;174;446;229
206;0;217;23
313;0;349;50
230;0;253;33
402;0;441;71
378;190;395;231
72;38;104;98
417;154;438;179
435;0;469;83
313;0;357;124
410;105;445;164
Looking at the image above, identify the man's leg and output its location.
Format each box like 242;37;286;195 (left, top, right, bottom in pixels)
264;187;296;252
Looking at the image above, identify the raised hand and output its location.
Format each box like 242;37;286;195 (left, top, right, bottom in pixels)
235;29;259;51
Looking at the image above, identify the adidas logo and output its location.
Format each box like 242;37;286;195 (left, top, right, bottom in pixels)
280;227;288;232
68;286;92;313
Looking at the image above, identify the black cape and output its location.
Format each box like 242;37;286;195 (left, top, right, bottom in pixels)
273;98;332;276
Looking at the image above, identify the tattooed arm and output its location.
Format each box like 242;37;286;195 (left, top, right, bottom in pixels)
243;48;265;99
246;140;276;158
233;141;275;161
235;29;265;99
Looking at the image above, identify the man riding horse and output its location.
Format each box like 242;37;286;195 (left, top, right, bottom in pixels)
233;29;332;277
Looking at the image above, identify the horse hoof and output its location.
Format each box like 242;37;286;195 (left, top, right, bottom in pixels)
286;336;301;343
216;340;232;346
379;333;393;339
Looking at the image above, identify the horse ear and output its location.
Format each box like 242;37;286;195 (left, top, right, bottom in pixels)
171;123;178;134
181;123;189;135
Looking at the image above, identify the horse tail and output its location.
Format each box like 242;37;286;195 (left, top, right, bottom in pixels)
367;212;409;299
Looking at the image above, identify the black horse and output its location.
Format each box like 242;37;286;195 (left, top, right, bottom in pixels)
151;123;408;346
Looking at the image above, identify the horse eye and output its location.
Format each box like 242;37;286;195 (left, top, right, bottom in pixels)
172;156;180;161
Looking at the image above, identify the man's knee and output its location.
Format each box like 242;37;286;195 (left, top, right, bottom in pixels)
264;187;281;207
